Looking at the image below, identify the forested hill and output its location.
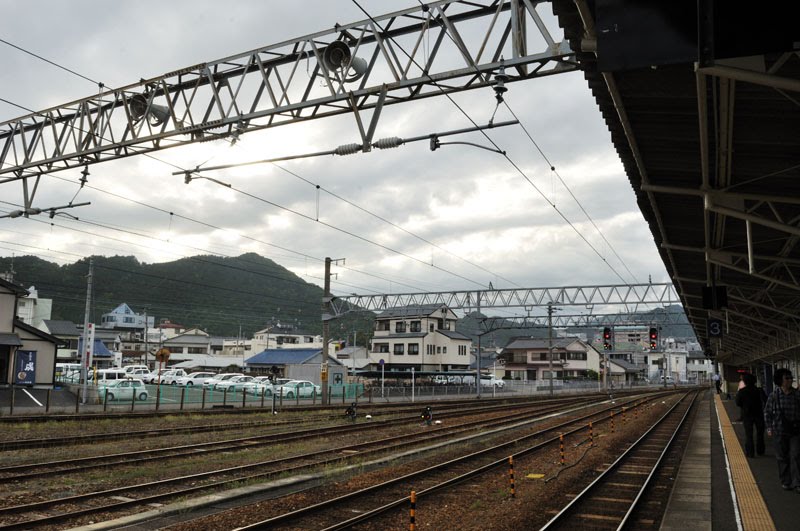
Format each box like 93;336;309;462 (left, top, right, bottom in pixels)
0;253;326;337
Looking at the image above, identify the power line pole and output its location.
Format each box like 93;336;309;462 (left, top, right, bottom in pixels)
80;258;94;403
321;257;344;405
476;291;482;399
547;301;554;397
143;308;149;369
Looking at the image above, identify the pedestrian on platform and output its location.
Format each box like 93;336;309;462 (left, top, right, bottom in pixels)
735;373;765;457
764;368;800;491
712;373;721;395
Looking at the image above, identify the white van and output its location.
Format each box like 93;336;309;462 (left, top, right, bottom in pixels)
93;369;129;382
123;365;149;374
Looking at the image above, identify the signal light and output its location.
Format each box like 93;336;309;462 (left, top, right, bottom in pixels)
602;327;612;351
649;327;658;350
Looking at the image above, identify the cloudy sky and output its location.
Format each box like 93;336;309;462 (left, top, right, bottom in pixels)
0;1;671;317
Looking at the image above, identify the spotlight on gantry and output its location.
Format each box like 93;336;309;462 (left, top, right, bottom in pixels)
321;41;367;83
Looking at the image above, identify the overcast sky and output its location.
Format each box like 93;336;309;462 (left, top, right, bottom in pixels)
0;1;671;318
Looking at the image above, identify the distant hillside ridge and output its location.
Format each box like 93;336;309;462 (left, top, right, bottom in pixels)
0;253;325;337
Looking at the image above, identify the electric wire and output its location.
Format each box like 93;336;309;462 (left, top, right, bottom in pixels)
354;0;632;286
37;172;429;292
2;26;511;292
270;162;521;287
0;37;103;87
502;101;641;285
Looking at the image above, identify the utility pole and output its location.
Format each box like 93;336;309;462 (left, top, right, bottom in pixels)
476;292;482;399
547;301;554;396
321;257;344;405
80;259;94;403
143;308;149;368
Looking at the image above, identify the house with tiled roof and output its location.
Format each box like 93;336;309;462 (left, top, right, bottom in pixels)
499;337;601;382
368;304;472;372
1;277;63;387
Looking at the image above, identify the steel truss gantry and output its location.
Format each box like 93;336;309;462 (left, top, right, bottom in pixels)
0;0;576;210
329;282;680;317
478;311;691;332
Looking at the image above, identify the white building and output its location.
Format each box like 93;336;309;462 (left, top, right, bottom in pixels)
15;286;52;329
499;337;601;381
100;303;154;330
369;304;472;372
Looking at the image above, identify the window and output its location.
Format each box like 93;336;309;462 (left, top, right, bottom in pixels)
442;346;447;353
437;346;442;354
410;321;421;332
124;317;135;324
376;321;390;331
395;322;406;333
394;344;405;355
458;345;467;356
427;345;434;355
429;323;435;332
567;352;587;361
408;343;419;355
540;352;548;361
188;347;205;354
374;343;389;353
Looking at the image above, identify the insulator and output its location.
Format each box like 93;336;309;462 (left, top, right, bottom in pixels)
372;137;404;150
334;143;362;156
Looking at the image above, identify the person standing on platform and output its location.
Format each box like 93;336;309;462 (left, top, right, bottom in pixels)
764;368;800;491
712;372;721;394
735;373;765;457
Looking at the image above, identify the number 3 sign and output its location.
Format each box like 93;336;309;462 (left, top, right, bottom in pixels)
707;318;723;338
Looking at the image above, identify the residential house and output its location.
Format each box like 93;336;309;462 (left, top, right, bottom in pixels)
99;303;154;330
40;320;81;361
499;337;601;381
368;304;472;372
606;358;645;385
1;277;62;387
162;328;211;358
252;324;322;352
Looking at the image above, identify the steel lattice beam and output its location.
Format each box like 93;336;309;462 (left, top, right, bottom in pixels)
0;0;574;183
329;282;679;316
478;311;691;331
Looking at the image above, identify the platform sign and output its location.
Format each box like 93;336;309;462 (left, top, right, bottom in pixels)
379;359;384;365
15;350;36;385
707;318;723;338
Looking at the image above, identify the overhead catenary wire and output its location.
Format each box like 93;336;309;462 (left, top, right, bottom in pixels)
353;0;633;287
502;101;641;285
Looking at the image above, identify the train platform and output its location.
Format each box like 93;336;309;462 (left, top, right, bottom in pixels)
661;390;790;531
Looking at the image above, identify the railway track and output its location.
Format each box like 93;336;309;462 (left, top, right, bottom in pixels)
0;394;595;452
204;393;680;530
0;394;658;529
0;397;596;480
540;390;698;530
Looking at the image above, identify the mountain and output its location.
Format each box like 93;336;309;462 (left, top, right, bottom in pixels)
0;253;327;337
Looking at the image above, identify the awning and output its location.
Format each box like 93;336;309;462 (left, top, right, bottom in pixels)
0;333;23;346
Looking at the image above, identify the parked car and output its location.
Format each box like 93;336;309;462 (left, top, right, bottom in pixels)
203;373;244;389
279;380;321;399
175;372;216;386
160;369;188;385
99;379;149;401
122;365;149;374
247;376;276;396
480;376;505;388
91;369;129;382
144;368;172;384
126;368;151;378
215;375;257;392
432;375;450;385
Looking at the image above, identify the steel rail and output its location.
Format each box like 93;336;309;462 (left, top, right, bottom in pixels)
232;391;679;530
539;390;699;530
0;396;628;530
1;398;586;480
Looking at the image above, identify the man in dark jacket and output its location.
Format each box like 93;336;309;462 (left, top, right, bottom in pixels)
735;373;765;457
764;368;800;491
